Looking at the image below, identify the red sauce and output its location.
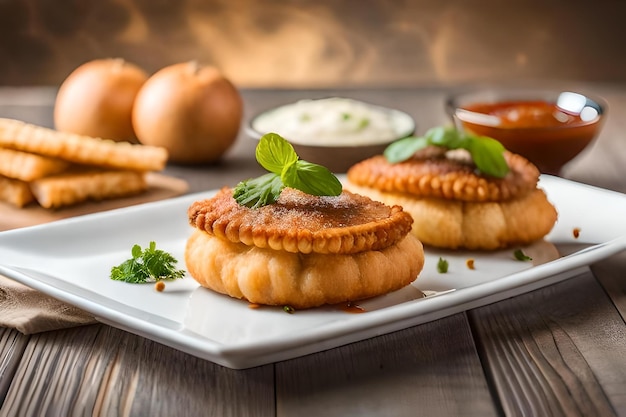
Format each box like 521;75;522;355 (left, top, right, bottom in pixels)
457;100;603;174
341;301;366;314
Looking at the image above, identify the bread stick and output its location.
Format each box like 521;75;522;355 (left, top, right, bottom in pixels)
30;169;148;209
0;147;69;181
0;175;35;208
0;118;168;171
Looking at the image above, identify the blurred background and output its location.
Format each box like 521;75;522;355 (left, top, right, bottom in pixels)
1;0;626;88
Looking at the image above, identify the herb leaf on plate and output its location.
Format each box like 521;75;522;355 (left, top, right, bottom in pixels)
110;241;185;283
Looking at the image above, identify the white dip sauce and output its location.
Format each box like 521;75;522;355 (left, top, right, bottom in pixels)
251;97;415;146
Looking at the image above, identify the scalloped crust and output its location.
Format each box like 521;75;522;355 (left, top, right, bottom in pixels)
188;187;414;254
346;152;540;202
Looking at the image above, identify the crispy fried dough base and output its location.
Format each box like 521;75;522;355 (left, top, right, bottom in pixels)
347;183;557;250
189;187;414;255
185;229;424;308
347;153;540;202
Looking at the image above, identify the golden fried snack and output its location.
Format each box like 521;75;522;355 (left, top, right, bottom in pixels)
347;152;539;202
189;187;414;254
186;229;423;308
0;175;34;208
346;152;557;250
0;118;168;171
30;169;147;209
347;183;557;250
185;187;424;308
0;147;69;181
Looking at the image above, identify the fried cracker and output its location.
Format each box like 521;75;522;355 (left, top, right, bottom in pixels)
0;175;35;208
0;118;168;171
0;147;70;181
30;169;148;209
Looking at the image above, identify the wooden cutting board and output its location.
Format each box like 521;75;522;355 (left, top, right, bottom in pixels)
0;173;189;231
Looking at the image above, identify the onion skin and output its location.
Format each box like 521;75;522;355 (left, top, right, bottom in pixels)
54;58;148;142
132;62;243;164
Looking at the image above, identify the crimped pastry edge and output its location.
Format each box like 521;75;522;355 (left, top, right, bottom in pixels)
188;187;415;255
346;152;540;202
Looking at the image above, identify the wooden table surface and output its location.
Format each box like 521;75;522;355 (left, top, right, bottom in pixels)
1;85;625;417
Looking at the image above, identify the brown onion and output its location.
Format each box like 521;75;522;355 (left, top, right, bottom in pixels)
54;58;148;142
132;61;243;164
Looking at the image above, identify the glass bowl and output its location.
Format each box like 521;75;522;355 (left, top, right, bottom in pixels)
445;89;607;175
245;97;415;173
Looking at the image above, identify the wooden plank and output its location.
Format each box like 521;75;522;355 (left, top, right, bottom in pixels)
468;270;626;417
0;324;275;417
591;251;626;322
0;327;30;407
276;313;497;417
0;173;188;231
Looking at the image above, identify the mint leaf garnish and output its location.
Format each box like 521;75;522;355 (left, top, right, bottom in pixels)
384;126;510;178
234;133;342;208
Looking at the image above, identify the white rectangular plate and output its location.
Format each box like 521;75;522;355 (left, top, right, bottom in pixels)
1;175;625;369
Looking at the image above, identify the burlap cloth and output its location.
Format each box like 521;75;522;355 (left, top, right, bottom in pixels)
0;274;97;334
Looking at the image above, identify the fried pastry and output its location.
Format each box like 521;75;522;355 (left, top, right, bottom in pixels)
346;151;557;250
347;152;539;202
0;147;69;181
0;118;168;171
0;175;34;208
30;169;148;209
189;187;414;254
185;187;425;308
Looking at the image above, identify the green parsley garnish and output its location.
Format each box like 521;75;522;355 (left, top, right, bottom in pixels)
437;257;449;273
513;249;533;261
110;241;185;283
383;126;510;178
233;133;342;208
283;305;295;314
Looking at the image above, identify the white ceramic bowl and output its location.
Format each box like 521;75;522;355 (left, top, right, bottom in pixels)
245;97;416;172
